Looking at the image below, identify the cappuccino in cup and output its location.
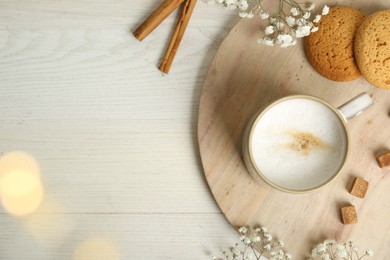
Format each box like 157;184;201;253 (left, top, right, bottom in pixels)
242;93;373;193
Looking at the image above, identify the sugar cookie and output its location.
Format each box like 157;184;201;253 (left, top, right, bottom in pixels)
354;10;390;89
305;6;365;82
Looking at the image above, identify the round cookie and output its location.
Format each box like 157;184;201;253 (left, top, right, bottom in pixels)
354;10;390;89
304;6;365;82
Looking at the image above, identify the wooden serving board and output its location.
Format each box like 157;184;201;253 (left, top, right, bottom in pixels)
198;1;390;258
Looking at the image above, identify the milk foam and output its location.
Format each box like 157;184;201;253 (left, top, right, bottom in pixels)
250;98;347;190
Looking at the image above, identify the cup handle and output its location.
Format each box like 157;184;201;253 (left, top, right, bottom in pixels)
337;92;373;122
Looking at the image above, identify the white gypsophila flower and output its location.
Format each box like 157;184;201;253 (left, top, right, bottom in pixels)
285;253;292;259
312;248;319;257
277;34;294;48
239;227;248;234
290;7;299;16
295;28;305;38
263;244;271;251
237;0;248;10
303;11;311;19
212;226;290;260
322;5;330;15
259;10;269;19
334;244;347;258
278;241;285;247
264;233;273;241
366;249;374;256
313;14;321;23
286;16;296;26
295;25;311;38
316;243;327;254
265;25;275;35
259;36;274;46
335;250;348;258
206;0;328;48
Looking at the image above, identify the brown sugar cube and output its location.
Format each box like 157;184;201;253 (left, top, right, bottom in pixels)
340;205;358;224
376;151;390;168
350;177;369;198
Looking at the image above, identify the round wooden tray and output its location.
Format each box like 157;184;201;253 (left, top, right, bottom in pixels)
198;1;390;258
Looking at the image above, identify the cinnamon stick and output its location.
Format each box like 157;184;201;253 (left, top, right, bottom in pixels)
159;0;197;73
133;0;186;41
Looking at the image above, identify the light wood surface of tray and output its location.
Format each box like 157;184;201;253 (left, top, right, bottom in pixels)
198;1;390;258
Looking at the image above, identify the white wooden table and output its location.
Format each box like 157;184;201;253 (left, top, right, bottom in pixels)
0;1;242;259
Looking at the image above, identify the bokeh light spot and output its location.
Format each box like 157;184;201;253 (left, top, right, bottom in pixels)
73;237;120;260
23;196;74;246
0;151;44;216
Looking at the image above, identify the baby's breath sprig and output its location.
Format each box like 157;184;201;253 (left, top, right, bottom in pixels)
309;239;374;260
203;0;330;47
213;226;292;260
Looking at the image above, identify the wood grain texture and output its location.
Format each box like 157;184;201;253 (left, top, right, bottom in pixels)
0;0;241;259
198;1;390;258
0;212;238;260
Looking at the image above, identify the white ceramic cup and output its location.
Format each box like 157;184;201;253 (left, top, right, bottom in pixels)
242;93;373;193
